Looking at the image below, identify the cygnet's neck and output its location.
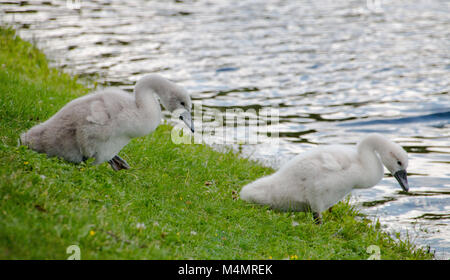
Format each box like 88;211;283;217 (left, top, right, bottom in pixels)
356;134;386;188
134;76;161;112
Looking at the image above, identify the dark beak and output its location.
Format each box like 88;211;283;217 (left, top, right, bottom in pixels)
394;170;409;192
180;110;194;133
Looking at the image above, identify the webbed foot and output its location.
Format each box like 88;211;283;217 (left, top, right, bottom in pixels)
108;155;130;171
313;212;323;225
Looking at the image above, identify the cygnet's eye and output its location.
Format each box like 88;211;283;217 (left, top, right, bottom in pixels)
397;160;402;166
180;102;185;106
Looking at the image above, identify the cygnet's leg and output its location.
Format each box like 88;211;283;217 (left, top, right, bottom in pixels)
313;212;322;225
108;155;130;171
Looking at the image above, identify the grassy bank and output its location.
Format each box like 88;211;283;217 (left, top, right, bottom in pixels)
0;27;432;259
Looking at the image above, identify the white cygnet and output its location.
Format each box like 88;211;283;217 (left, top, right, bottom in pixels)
240;133;409;223
20;74;193;171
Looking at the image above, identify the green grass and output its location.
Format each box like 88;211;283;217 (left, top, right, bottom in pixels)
0;26;433;260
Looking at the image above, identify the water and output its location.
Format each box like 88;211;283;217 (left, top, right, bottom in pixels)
1;0;449;258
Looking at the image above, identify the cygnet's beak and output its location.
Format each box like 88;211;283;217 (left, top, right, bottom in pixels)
180;110;194;133
394;170;409;192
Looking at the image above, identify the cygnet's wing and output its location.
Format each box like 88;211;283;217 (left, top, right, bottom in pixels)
76;94;117;156
283;146;353;176
86;100;109;125
319;150;352;172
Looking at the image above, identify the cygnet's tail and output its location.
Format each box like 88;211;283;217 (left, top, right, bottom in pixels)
240;176;272;204
239;183;254;202
19;132;27;147
19;125;45;151
17;135;22;147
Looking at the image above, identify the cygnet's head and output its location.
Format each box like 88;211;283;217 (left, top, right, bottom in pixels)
377;137;409;192
137;74;194;132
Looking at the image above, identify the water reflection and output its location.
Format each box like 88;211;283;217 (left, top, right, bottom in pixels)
1;0;449;258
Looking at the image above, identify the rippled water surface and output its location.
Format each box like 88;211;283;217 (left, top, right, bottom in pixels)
1;0;449;258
